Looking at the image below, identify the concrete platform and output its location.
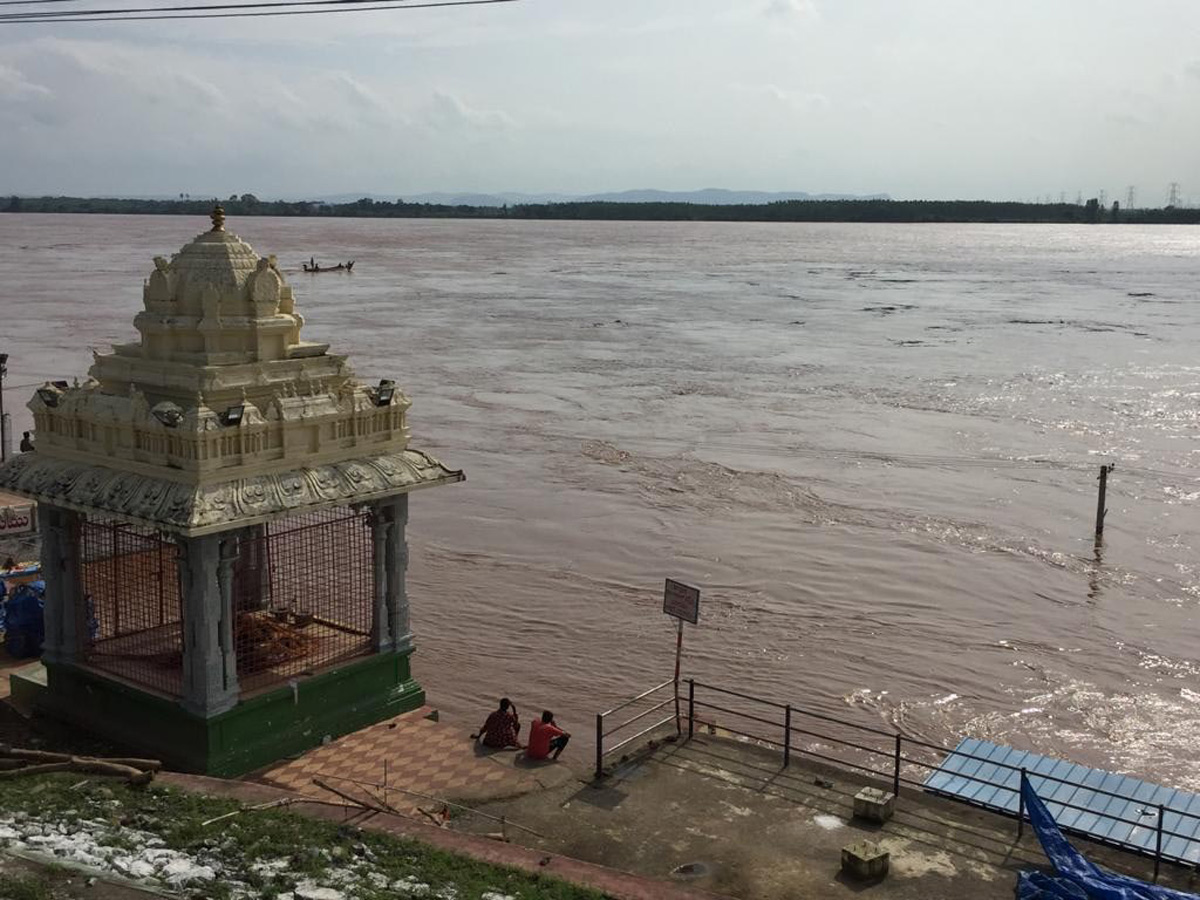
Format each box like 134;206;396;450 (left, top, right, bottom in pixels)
467;731;1200;900
163;771;725;900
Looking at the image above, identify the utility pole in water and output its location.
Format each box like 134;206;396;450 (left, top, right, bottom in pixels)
1095;464;1115;536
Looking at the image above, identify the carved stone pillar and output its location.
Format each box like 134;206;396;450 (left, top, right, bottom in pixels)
217;535;240;699
179;533;237;716
385;495;410;653
37;506;65;664
52;508;84;664
370;505;390;651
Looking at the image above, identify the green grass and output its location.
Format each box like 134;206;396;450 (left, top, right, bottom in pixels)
0;873;53;900
0;775;610;900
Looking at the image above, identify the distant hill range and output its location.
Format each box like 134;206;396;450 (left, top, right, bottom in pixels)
8;193;1196;225
311;189;891;207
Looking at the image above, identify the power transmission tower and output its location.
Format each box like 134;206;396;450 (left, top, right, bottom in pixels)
1167;182;1180;207
1099;189;1107;207
1125;186;1136;210
1075;191;1083;205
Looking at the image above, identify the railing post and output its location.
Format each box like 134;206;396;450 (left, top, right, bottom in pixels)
1154;804;1164;882
1017;768;1026;839
594;713;604;781
783;705;792;768
687;678;695;740
893;734;902;797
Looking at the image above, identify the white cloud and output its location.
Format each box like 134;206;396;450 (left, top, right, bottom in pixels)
759;84;831;113
763;0;819;20
0;63;52;103
3;0;1200;199
423;90;514;133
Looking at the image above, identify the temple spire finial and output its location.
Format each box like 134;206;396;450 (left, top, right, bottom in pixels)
210;204;226;232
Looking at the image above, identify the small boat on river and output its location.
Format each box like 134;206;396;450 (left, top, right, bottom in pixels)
303;258;354;273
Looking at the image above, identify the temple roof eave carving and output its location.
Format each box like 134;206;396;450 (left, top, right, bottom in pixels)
0;449;464;536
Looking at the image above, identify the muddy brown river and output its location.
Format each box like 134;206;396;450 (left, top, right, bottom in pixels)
1;214;1197;786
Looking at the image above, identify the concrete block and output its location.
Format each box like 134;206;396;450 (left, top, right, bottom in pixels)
853;787;895;823
841;840;889;881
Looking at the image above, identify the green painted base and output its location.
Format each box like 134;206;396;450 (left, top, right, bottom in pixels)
18;652;424;777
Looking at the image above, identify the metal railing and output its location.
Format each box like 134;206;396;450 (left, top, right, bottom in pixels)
594;678;678;780
597;677;1200;880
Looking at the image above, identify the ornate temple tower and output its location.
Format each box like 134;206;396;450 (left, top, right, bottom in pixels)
0;208;463;774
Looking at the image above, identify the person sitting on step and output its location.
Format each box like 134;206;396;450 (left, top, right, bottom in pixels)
474;697;522;750
526;710;570;761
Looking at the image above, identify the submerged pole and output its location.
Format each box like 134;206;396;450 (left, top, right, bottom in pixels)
1095;464;1115;536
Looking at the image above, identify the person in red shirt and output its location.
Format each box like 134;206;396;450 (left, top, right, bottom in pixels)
474;698;522;750
526;710;571;761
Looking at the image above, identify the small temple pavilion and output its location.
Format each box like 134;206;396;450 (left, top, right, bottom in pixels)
0;208;463;775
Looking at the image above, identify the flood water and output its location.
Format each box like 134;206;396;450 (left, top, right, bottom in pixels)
1;214;1198;787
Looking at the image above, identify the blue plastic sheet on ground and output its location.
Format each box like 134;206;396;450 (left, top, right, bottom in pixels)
1018;774;1200;900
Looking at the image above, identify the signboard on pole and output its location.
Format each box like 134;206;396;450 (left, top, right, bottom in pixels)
663;578;700;624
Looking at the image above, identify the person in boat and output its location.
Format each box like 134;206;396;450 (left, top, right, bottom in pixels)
526;710;570;761
474;697;522;750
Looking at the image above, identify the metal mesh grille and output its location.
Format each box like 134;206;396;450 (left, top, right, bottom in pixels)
233;507;374;694
79;518;184;697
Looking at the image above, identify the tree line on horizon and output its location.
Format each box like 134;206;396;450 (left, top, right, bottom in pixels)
4;193;1198;224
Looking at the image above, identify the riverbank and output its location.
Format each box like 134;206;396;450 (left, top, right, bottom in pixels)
1;662;1197;900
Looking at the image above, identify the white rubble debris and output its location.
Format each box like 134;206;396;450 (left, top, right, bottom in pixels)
812;813;844;830
294;885;346;900
0;811;500;900
392;873;433;895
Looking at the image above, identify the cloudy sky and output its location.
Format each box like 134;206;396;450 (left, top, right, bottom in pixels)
1;0;1198;201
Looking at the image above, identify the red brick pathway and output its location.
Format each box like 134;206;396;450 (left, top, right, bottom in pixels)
254;707;574;816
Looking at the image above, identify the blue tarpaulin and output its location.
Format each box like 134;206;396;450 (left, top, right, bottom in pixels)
2;579;44;658
1018;774;1200;900
925;738;1200;866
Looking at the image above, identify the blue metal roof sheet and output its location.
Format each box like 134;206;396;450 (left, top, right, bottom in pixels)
924;738;1200;866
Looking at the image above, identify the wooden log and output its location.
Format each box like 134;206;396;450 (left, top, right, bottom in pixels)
0;748;161;775
97;758;163;773
0;748;73;763
0;750;158;784
69;759;155;786
0;762;71;778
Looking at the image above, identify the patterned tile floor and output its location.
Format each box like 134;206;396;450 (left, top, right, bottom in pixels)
254;707;575;818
